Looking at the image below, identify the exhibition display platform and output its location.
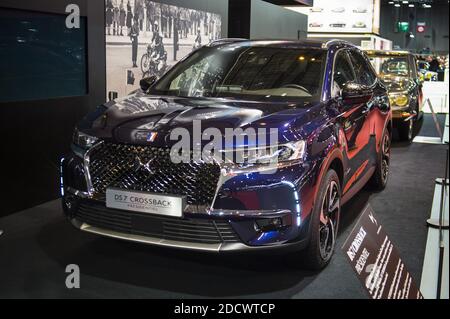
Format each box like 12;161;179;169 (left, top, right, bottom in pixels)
0;115;447;299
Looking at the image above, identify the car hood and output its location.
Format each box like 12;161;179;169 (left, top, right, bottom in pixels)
78;92;322;147
379;75;414;93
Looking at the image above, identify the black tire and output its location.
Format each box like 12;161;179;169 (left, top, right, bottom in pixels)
298;169;341;270
397;118;414;142
370;129;391;191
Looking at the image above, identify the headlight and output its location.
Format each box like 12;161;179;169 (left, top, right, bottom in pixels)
73;129;99;149
389;94;409;107
221;140;306;169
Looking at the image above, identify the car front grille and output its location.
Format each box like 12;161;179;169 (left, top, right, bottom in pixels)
88;142;221;206
76;201;240;244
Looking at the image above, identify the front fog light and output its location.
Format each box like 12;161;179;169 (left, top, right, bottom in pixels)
254;215;292;232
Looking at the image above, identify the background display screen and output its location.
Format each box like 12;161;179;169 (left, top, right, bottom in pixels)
0;7;87;103
287;0;381;34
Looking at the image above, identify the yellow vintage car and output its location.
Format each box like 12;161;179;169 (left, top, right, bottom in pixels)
365;50;424;141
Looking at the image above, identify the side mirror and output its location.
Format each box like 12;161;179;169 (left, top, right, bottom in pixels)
340;82;372;105
139;75;158;92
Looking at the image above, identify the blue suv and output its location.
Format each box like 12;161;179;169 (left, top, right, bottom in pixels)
62;40;392;269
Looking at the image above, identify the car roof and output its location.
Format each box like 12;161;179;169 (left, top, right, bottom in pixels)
207;38;356;50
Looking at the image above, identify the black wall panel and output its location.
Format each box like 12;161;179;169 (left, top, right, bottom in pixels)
229;0;251;38
0;0;106;216
229;0;307;40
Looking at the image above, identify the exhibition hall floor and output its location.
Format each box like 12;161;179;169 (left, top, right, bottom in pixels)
0;115;447;299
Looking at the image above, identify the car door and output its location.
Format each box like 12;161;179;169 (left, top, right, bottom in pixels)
332;49;368;192
347;49;379;169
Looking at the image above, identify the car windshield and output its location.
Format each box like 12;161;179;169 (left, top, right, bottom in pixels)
150;45;326;100
367;55;411;78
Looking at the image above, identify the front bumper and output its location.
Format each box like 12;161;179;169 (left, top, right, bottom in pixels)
61;153;315;252
391;105;415;120
390;92;420;121
62;191;309;253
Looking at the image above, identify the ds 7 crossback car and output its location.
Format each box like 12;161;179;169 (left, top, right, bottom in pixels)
62;40;392;269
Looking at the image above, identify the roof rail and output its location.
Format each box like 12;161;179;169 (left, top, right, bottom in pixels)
324;39;355;48
206;38;249;47
364;49;411;55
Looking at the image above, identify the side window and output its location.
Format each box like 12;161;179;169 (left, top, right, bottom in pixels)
349;50;376;86
333;51;355;90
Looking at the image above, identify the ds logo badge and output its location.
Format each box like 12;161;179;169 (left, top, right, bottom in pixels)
65;264;80;289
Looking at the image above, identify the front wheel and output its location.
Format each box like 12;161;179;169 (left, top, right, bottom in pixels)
298;169;341;270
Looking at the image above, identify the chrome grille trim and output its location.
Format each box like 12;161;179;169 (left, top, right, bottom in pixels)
87;142;221;206
83;141;104;197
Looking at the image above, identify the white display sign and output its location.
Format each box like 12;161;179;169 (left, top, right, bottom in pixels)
106;188;186;217
287;0;380;34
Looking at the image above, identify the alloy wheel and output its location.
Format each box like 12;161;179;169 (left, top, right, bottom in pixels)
319;180;340;261
381;133;391;184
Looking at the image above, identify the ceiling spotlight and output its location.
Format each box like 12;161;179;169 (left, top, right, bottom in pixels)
395;3;401;7
409;3;415;7
402;1;409;4
389;1;394;3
